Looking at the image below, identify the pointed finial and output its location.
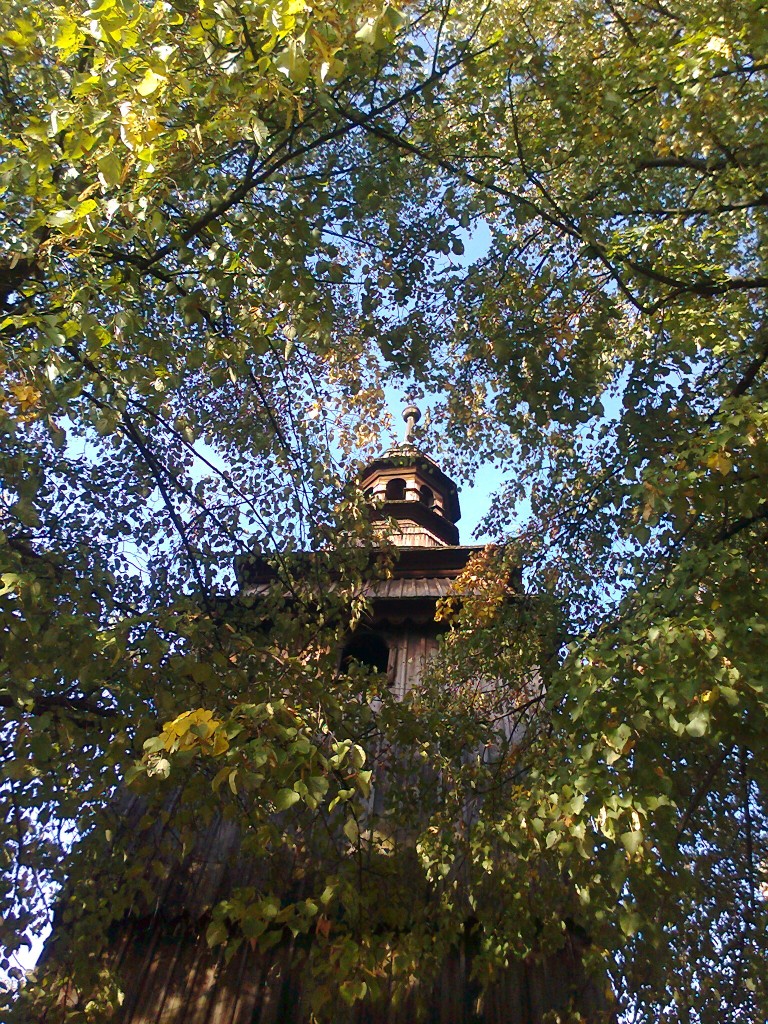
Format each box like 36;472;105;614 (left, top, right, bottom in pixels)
402;397;421;444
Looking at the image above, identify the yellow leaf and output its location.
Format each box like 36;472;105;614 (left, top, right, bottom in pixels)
706;452;732;475
54;17;84;53
10;383;42;411
705;35;732;58
136;69;166;97
211;731;230;756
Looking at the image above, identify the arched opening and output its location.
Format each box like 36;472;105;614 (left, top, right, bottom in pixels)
340;632;390;675
418;484;434;508
385;478;406;501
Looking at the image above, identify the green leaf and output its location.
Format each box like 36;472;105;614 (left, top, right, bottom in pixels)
619;908;642;937
0;573;20;597
206;919;228;948
343;817;359;845
97;151;123;187
274;788;300;811
620;831;643;855
685;708;710;738
339;978;367;1004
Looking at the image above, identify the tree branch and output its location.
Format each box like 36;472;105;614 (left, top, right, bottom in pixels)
0;692;118;720
676;745;734;840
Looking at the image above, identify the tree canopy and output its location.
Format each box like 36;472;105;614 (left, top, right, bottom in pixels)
1;0;767;1019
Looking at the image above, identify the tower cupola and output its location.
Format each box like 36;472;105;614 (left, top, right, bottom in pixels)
360;403;461;547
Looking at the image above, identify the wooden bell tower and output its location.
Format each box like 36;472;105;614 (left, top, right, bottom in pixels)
30;406;611;1024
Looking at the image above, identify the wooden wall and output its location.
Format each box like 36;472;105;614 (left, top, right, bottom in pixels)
105;918;613;1024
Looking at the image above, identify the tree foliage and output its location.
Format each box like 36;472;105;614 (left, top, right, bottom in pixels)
1;0;767;1020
